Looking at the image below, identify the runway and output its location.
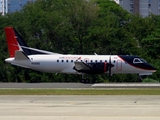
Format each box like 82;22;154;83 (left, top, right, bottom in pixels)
0;83;160;89
0;95;160;120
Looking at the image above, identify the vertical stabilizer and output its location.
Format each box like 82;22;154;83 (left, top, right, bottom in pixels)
5;27;60;56
5;27;20;58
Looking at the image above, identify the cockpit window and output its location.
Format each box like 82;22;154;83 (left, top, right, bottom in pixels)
133;58;147;63
133;58;142;63
140;59;147;63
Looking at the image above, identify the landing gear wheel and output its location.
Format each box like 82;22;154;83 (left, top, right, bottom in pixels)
81;74;90;83
81;78;90;83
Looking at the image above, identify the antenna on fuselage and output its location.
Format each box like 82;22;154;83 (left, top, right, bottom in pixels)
94;53;97;55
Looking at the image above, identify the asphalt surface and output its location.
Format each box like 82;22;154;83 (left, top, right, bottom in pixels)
0;95;160;120
0;83;160;89
0;83;92;89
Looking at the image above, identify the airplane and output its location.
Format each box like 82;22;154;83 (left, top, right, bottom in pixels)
4;27;156;82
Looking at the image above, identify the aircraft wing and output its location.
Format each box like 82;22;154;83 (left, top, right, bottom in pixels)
73;61;110;74
74;61;91;71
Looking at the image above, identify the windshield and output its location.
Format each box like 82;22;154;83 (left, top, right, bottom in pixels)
140;59;147;63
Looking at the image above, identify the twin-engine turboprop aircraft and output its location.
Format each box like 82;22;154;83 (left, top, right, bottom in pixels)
4;27;156;82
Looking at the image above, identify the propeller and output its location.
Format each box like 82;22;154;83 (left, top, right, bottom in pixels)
108;53;112;76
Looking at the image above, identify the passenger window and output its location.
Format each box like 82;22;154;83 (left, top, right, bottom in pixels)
66;60;68;62
61;60;64;62
95;60;97;63
90;60;93;63
57;60;59;62
71;60;73;62
100;60;102;63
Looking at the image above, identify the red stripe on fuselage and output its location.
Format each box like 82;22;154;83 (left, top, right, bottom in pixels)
5;27;19;58
104;62;106;73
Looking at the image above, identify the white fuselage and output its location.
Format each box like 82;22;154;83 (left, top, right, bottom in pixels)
5;55;155;75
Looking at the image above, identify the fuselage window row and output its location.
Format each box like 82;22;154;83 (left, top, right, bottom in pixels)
57;60;108;63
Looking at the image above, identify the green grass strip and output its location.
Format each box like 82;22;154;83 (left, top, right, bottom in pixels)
0;89;160;95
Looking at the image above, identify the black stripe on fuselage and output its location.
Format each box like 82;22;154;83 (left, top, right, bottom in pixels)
118;55;156;71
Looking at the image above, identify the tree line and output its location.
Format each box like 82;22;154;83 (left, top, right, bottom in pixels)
0;0;159;83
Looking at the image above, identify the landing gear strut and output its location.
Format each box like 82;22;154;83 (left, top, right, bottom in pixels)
81;74;90;83
138;75;142;82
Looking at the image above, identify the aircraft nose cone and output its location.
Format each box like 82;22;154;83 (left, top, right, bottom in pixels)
152;66;156;71
148;64;156;72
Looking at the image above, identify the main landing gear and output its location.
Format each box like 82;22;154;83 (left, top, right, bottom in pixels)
81;74;90;83
138;75;142;82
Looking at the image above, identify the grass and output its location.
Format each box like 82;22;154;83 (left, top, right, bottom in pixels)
0;89;160;95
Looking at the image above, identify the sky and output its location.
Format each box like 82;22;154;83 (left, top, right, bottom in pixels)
0;0;2;13
0;0;36;14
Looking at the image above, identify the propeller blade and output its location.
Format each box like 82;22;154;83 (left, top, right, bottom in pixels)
109;54;111;76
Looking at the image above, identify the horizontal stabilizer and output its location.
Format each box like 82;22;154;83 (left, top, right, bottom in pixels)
15;50;29;60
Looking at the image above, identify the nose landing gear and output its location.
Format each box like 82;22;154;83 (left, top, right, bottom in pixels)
138;75;142;82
